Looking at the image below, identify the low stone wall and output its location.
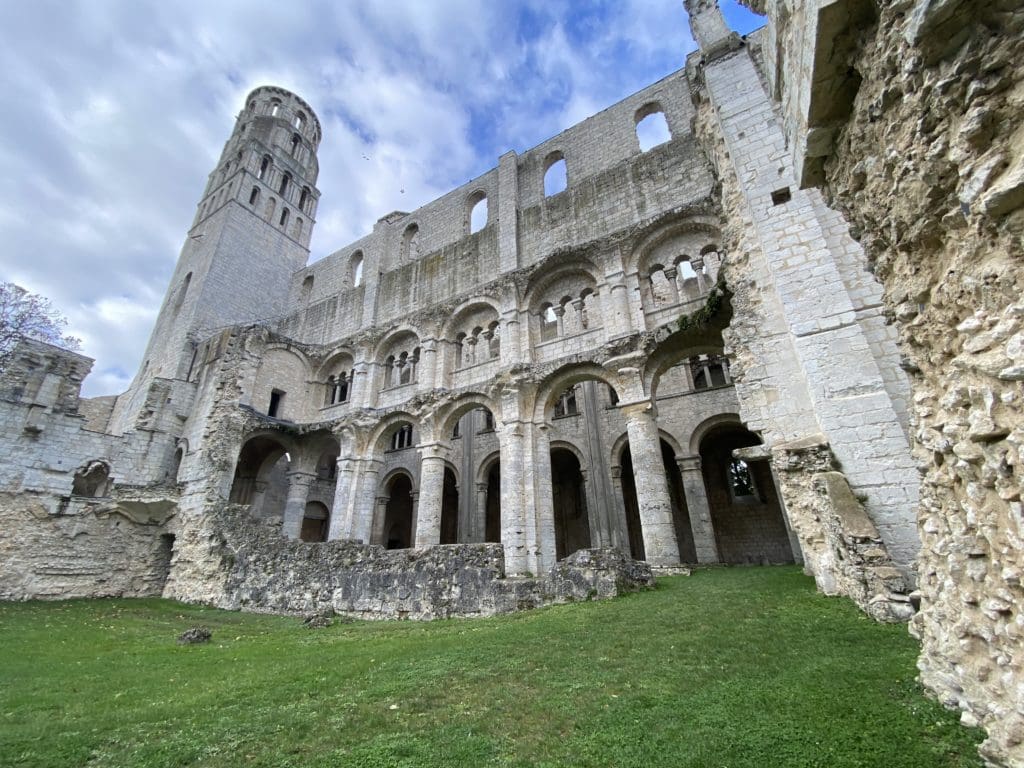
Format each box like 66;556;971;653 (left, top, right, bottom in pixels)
0;491;175;600
171;506;654;620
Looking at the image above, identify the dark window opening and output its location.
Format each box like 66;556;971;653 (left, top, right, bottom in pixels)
268;389;285;418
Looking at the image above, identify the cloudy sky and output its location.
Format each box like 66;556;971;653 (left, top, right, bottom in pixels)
0;1;763;397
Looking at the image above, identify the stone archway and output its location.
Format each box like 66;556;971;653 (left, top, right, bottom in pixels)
699;424;792;565
551;447;591;559
381;473;414;550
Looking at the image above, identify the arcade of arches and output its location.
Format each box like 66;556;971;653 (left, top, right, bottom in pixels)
227;358;796;574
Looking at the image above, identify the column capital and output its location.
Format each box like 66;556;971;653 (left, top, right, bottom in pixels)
619;400;656;422
286;470;316;486
677;455;703;472
416;441;451;461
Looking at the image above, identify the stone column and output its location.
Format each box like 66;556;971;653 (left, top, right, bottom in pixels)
570;297;585;332
475;482;488;542
370;494;388;545
676;455;720;564
420;339;438;389
692;256;707;295
281;471;315;539
532;423;557;572
327;457;357;540
623;403;680;565
464;336;478;367
500;311;520;364
608;465;630;552
352;360;371;407
553;305;565;337
414;444;447;547
351;459;382;543
498;424;527;573
607;273;633;336
662;266;681;304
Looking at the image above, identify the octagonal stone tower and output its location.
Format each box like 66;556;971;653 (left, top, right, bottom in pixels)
109;87;322;434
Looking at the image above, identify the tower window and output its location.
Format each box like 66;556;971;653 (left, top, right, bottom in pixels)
543;152;567;196
294;111;306;130
258;156;271;181
291;133;301;157
299;187;309;211
467;191;487;234
249;186;260;206
279;172;291;197
280;208;290;227
268;389;285;418
635;103;671;152
351;252;364;287
270;99;282;117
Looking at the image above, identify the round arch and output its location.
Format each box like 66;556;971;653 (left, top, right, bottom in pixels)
373;326;423;364
316;347;357;380
436;392;501;439
440;297;502;340
476;449;502;486
379;466;417;494
367;411;420;455
522;255;602;313
532;363;625;422
625;215;722;276
644;337;729;399
688;412;744;456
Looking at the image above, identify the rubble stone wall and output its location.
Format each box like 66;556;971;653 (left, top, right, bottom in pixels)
749;1;1024;763
166;505;654;620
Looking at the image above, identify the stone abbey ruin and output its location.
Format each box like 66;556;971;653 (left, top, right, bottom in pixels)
1;1;1022;764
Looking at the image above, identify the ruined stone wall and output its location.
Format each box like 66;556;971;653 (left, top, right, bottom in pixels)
0;492;174;600
164;505;652;620
752;1;1024;763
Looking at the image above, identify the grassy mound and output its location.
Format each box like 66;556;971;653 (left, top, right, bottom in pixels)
0;566;982;767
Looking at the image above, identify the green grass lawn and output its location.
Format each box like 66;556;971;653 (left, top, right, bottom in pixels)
0;566;982;768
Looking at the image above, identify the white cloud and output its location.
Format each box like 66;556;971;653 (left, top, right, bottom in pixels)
0;0;696;398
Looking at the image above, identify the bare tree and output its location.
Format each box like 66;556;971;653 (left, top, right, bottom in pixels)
0;282;82;371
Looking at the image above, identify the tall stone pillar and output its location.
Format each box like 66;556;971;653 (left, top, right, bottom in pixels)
676;455;720;564
281;471;315;539
350;458;383;543
420;339;438;390
623;403;680;565
352;360;372;408
500;310;520;364
498;425;528;573
370;494;388;545
607;272;633;336
327;456;357;540
532;423;557;572
414;445;448;547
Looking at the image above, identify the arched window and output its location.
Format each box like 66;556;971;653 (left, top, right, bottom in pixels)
279;172;291;197
389;424;414;451
301;274;314;301
467;192;487;234
543;151;567;196
350;252;364;287
635;103;671;152
280;207;290;227
553;386;578;418
454;332;466;368
401;223;420;261
291;133;301;157
248;100;256;112
539;303;557;342
265;196;277;222
270;99;282;117
249;186;260;206
258;156;271;181
294;112;306;130
487;320;500;359
294;217;303;239
299;187;309;211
